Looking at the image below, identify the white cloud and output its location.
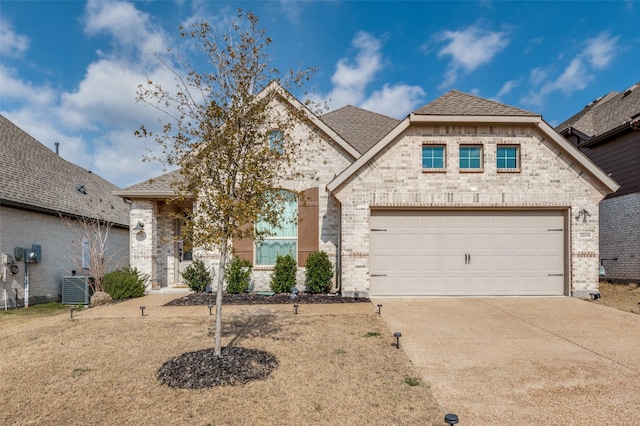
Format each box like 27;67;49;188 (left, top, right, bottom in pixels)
326;31;384;108
496;79;520;99
583;32;619;69
523;32;619;106
0;18;30;57
0;65;56;106
312;31;425;118
436;25;509;88
359;84;426;119
83;0;166;62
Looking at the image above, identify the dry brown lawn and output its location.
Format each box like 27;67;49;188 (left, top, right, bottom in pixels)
597;281;640;314
0;296;441;426
3;283;637;425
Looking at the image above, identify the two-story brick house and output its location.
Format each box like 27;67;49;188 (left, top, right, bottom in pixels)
557;82;640;282
116;85;618;298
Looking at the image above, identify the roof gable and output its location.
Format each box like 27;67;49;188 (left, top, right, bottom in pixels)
320;105;400;155
413;90;538;117
0;115;129;225
327;91;618;195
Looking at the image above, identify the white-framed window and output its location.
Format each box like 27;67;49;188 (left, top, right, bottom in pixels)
422;145;446;171
459;145;483;171
255;192;297;265
496;145;520;171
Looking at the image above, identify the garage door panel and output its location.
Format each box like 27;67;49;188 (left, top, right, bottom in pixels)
370;210;565;296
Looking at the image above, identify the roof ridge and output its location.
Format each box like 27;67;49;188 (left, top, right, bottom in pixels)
413;90;538;117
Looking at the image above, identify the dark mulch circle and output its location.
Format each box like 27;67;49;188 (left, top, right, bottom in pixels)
158;347;279;389
164;292;370;306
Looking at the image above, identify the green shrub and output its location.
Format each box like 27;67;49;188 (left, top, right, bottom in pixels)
102;266;148;300
225;256;253;294
180;259;212;293
270;254;297;293
304;250;334;293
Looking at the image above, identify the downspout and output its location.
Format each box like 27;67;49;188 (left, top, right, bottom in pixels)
336;199;342;294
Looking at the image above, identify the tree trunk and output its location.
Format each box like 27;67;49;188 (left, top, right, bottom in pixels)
214;240;228;356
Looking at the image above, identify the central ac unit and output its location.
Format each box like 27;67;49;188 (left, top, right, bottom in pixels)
61;276;92;305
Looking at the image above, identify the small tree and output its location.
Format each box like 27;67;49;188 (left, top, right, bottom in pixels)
270;254;297;294
136;10;321;356
62;214;122;295
225;255;252;294
305;251;334;294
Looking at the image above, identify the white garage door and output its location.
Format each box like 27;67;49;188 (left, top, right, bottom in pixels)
370;211;565;296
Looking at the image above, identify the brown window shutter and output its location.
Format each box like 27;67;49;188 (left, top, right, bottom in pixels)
298;187;319;266
232;223;254;264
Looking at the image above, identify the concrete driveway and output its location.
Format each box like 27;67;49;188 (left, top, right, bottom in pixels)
374;297;640;425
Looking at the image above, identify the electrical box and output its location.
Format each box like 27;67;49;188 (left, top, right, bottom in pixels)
24;249;36;263
14;247;24;261
2;254;12;264
32;244;41;263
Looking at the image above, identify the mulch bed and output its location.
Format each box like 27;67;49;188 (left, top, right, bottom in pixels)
160;292;369;389
158;347;279;389
164;292;370;306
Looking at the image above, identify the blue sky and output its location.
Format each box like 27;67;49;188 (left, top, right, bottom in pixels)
1;0;638;188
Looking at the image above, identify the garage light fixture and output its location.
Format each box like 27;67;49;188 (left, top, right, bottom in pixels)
132;221;145;232
575;209;591;223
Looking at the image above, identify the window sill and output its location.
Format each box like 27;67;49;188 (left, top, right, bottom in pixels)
422;168;446;173
459;168;484;173
497;168;521;173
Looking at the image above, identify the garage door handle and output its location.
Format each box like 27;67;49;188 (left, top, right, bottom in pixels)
371;274;387;277
548;273;563;276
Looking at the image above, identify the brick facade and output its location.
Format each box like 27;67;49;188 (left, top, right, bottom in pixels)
332;124;607;298
599;192;640;281
129;115;353;292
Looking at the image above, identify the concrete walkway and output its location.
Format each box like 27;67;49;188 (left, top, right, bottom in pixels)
373;297;640;425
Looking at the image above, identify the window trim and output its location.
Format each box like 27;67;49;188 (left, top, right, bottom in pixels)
421;144;446;172
496;144;521;173
459;144;484;172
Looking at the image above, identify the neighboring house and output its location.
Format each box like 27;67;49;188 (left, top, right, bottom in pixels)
557;82;640;282
0;115;130;308
115;85;618;299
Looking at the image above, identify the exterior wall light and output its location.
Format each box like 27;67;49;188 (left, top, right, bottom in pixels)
575;209;591;223
599;258;618;276
132;221;145;232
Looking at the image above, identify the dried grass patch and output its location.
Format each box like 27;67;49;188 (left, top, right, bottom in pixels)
597;281;640;314
0;299;441;425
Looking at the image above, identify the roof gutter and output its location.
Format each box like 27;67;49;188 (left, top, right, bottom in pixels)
580;117;640;148
0;198;129;229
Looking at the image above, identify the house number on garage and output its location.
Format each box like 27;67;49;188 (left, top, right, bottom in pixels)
579;231;594;239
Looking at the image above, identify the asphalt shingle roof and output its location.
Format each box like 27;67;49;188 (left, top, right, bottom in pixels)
0;115;129;226
116;169;181;196
320;105;400;154
556;83;640;136
413;90;538;117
